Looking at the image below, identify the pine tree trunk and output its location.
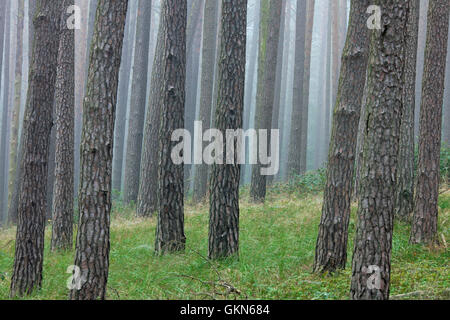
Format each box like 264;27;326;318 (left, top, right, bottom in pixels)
410;0;449;245
192;0;220;203
69;0;128;300
250;0;283;202
51;0;75;251
442;18;450;146
313;0;370;274
154;0;187;254
123;0;152;204
395;0;420;221
10;0;62;297
350;0;409;300
208;0;247;260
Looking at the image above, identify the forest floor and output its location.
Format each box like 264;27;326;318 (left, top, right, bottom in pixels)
0;186;449;300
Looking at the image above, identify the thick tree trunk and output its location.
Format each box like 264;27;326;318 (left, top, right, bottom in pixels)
208;0;247;260
192;0;220;203
286;0;307;177
350;0;409;300
123;0;152;204
154;0;187;254
395;0;420;221
112;3;136;193
250;0;283;202
10;0;61;297
410;0;449;245
51;0;75;251
69;0;128;300
8;0;25;212
442;18;450;146
313;0;370;274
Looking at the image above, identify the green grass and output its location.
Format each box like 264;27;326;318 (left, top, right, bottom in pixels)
0;187;448;300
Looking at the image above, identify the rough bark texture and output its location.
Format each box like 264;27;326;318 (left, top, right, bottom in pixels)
10;0;61;297
69;0;128;300
443;21;450;146
123;0;152;204
208;0;247;260
286;0;307;177
154;0;187;254
8;0;25;213
313;0;370;274
350;0;409;300
192;0;220;203
410;0;449;245
250;0;283;202
395;0;420;221
51;0;75;251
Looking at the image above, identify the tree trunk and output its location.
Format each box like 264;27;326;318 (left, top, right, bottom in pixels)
410;0;449;245
286;0;307;177
395;0;420;221
8;0;25;213
313;0;370;274
208;0;247;260
442;17;450;146
350;0;409;300
192;0;220;203
51;0;75;251
69;0;128;300
123;0;152;204
10;0;61;297
154;0;187;254
250;0;283;202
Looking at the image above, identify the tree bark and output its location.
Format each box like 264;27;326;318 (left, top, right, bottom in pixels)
313;0;370;274
10;0;61;297
442;17;450;146
350;0;409;300
208;0;247;260
154;0;187;254
51;0;75;251
410;0;449;245
69;0;128;300
250;0;283;202
123;0;152;204
395;0;420;221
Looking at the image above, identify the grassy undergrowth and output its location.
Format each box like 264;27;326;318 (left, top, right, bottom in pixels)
0;186;448;300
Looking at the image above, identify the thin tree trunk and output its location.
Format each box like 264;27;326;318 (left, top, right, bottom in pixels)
123;0;152;204
69;0;128;300
10;0;61;297
250;0;283;202
154;0;187;254
208;0;247;259
410;0;449;245
395;0;420;221
51;0;75;251
350;0;409;300
192;0;220;203
313;0;370;274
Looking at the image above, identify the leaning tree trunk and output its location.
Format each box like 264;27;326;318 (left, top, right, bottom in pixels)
154;0;187;254
208;0;247;260
410;0;449;245
8;0;25;212
192;0;220;203
69;0;128;300
51;0;75;251
286;0;307;177
10;0;61;297
313;0;370;274
350;0;409;300
395;0;420;221
123;0;152;204
250;0;283;202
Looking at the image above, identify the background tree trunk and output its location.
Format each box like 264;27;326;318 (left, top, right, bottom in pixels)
350;0;409;300
410;0;449;245
69;0;128;300
10;0;61;297
208;0;247;260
